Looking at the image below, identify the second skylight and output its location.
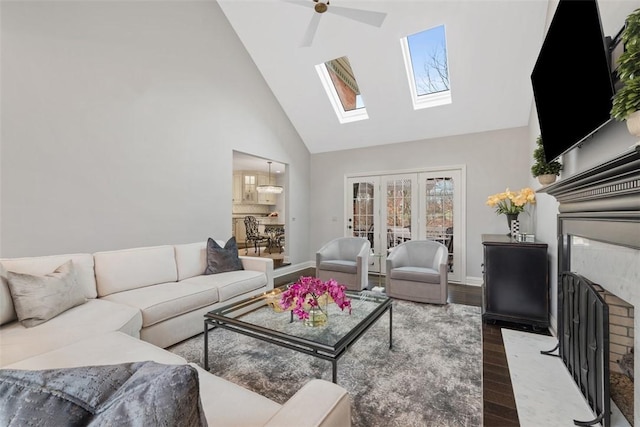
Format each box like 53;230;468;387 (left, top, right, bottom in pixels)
401;24;452;110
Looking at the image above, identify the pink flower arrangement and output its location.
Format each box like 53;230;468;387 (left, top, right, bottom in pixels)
279;276;352;321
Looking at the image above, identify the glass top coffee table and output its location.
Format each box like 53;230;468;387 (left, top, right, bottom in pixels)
203;290;392;383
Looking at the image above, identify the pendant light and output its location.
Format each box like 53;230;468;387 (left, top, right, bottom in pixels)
256;161;283;194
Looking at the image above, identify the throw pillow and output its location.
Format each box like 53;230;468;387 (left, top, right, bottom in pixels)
6;260;87;327
0;263;18;325
0;361;207;427
204;237;244;275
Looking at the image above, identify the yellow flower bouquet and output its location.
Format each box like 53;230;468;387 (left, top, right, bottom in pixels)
486;187;536;215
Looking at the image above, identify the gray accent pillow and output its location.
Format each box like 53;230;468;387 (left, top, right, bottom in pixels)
0;263;18;325
6;260;87;327
204;237;244;275
0;361;208;427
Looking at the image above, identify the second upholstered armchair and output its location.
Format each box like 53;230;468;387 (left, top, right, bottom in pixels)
316;237;370;291
385;240;448;304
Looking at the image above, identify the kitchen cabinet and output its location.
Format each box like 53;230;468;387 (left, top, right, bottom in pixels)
242;173;257;203
232;171;277;205
481;234;549;329
234;218;247;245
232;173;243;204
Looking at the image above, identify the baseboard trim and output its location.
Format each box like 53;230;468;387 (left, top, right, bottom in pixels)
273;261;315;278
465;276;483;286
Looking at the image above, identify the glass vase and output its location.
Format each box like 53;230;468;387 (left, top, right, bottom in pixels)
303;296;328;327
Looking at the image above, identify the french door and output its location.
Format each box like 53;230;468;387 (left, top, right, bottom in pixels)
346;168;464;283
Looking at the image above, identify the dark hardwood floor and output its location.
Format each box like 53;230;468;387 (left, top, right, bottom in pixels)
448;283;553;426
445;283;523;426
275;272;547;426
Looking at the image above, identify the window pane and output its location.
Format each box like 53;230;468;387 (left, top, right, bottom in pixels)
407;25;450;96
325;56;364;111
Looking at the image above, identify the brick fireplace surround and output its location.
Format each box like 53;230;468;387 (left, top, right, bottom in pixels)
542;144;640;426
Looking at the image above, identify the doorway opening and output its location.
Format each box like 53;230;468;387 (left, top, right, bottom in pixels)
232;151;288;268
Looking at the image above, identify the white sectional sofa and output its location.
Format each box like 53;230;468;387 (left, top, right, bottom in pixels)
0;241;351;426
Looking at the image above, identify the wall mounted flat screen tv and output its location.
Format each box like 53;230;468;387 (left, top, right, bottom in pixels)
531;0;614;163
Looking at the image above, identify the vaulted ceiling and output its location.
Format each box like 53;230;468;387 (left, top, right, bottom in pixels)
218;0;550;154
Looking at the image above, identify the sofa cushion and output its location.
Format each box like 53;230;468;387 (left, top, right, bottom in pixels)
193;364;281;426
101;281;220;328
174;241;207;281
6;260;87;327
174;240;227;281
5;331;188;370
94;245;178;297
0;361;207;427
205;237;244;275
181;270;266;302
0;299;142;367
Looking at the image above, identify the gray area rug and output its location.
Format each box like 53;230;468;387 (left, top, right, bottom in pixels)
168;300;482;427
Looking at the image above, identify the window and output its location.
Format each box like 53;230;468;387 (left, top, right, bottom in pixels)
401;25;452;110
316;56;368;123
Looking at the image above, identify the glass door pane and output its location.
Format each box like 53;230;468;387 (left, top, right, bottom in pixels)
382;175;418;255
419;169;463;283
346;177;380;272
424;177;454;269
352;181;375;245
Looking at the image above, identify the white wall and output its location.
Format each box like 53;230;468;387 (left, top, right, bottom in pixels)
0;1;311;260
310;126;532;282
528;0;638;333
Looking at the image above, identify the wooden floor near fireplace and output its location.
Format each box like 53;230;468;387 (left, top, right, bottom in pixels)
447;283;550;426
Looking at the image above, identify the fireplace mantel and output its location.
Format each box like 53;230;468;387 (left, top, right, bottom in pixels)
538;145;640;426
539;145;640;250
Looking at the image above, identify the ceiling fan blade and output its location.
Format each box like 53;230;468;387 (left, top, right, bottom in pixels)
301;13;322;47
282;0;315;10
328;6;387;27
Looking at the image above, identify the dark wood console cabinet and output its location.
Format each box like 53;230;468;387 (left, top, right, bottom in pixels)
482;234;549;328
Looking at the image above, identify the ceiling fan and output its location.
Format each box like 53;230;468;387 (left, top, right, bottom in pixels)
284;0;387;47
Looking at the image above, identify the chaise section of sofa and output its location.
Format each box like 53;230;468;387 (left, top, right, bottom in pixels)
4;331;351;427
0;254;142;367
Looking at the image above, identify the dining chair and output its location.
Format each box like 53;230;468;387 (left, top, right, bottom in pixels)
243;216;269;256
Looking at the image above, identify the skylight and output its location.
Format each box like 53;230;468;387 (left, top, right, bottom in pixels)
401;24;452;110
316;56;368;124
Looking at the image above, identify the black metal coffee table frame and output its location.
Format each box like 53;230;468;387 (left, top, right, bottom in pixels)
203;291;392;384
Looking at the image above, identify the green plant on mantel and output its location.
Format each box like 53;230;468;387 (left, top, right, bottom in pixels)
531;135;563;177
610;8;640;121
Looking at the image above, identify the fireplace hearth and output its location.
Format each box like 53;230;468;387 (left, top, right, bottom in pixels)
541;145;640;426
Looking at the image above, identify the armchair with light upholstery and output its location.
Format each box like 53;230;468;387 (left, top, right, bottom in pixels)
385;240;448;304
316;237;370;291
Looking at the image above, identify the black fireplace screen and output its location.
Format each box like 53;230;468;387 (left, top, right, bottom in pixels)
558;272;610;427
